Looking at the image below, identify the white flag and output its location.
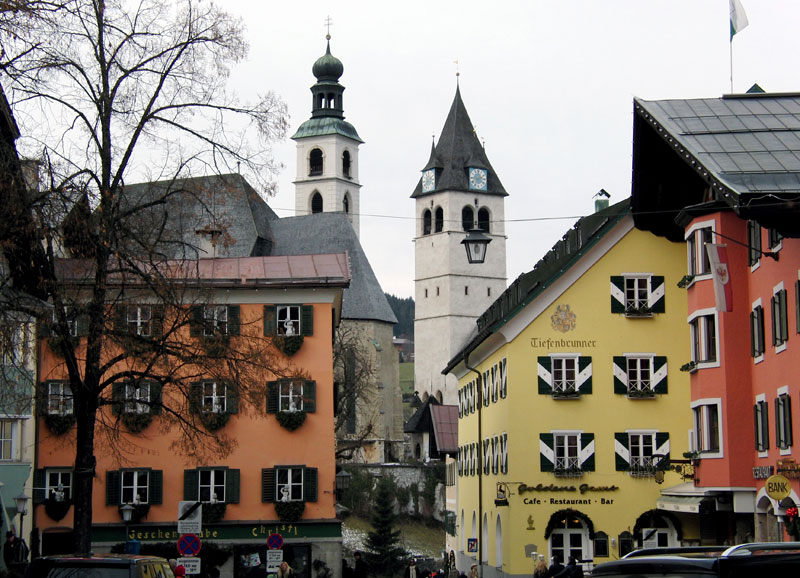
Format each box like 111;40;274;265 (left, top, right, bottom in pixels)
730;0;749;39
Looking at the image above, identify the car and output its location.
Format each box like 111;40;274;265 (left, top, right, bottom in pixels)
25;554;176;578
590;542;800;577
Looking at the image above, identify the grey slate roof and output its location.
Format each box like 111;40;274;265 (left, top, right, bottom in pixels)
269;212;397;325
635;94;800;197
411;86;507;198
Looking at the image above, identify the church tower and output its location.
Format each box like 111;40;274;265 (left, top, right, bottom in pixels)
412;86;508;404
292;35;364;236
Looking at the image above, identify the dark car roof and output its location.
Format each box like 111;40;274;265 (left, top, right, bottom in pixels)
35;554;168;563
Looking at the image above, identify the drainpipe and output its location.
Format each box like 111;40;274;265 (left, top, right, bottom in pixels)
464;353;483;578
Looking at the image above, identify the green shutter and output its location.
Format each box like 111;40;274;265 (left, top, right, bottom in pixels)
184;469;199;501
780;290;789;342
189;382;202;414
750;311;757;357
227;306;240;336
537;357;552;394
226;383;239;414
190;306;203;337
786;398;793;448
539;433;554;472
653;356;668;394
226;469;241;504
150;381;162;415
304;381;316;413
262;468;276;502
610;276;625;313
304;467;318;502
614;433;629;471
649;276;665;313
106;470;121;505
152;305;165;338
613;357;628;394
655;432;670;462
301;305;314;336
111;382;124;415
754;404;761;451
266;381;279;414
264;306;276;336
762;402;770;450
578;356;592;394
772;295;779;345
33;469;47;504
150;470;163;504
581;433;595;472
113;306;127;335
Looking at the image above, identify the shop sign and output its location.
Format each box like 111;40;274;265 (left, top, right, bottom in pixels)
753;466;774;479
778;458;800;479
765;474;792;500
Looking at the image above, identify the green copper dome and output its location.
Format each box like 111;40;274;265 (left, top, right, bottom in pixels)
312;38;343;81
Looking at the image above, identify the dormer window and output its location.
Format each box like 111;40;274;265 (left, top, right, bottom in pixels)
309;148;323;176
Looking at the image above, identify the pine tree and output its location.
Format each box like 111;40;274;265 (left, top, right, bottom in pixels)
364;477;407;577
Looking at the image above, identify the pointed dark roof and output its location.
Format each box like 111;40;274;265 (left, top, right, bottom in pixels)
411;86;507;198
404;396;440;433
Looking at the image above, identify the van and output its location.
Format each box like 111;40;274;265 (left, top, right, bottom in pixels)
25;554;176;578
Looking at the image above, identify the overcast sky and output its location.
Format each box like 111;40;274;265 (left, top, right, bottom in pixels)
223;0;800;298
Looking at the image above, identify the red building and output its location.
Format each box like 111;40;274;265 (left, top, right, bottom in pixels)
632;92;800;543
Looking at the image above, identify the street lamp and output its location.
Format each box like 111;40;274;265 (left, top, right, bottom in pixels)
120;503;134;552
13;493;28;544
461;228;491;264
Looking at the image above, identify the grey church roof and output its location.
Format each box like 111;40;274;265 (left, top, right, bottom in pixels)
411;86;507;198
292;117;363;143
268;212;397;325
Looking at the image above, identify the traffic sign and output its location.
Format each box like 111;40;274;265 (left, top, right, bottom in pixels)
266;550;283;572
178;501;202;535
267;533;284;550
177;534;202;557
467;538;477;553
178;558;201;575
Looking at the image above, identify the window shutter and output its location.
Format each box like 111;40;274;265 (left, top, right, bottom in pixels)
499;358;507;399
189;382;202;415
655;432;670;462
190;306;203;337
226;383;239;414
262;468;276;502
266;381;279;414
780;290;788;342
152;305;165;338
614;433;630;471
652;356;668;394
762;401;770;450
483;439;491;475
754;404;761;451
613;357;628;394
772;295;779;345
482;370;490;407
470;383;476;413
106;470;121;505
226;469;241;504
111;382;124;415
501;433;508;474
649;276;665;313
457;390;463;418
796;281;800;334
578;356;592;394
539;433;554;472
150;381;163;415
150;470;163;504
227;305;241;336
580;433;595;472
264;306;277;336
491;437;499;475
490;366;498;403
610;276;626;313
457;448;463;476
537;357;552;394
301;305;314;336
786;398;793;448
33;469;47;504
304;380;316;413
750;311;757;357
304;467;318;502
184;469;199;500
113;306;127;335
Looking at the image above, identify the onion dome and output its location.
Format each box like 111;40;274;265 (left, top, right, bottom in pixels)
312;36;343;82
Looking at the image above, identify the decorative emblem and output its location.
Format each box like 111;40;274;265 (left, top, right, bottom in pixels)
550;304;576;333
715;264;729;285
527;515;535;530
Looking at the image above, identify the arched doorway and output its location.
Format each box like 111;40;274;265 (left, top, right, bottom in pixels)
545;509;592;569
632;509;681;548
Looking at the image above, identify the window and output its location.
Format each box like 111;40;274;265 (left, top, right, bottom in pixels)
47;381;73;415
610;275;665;315
127;305;152;337
264;305;313;337
311;192;323;214
594;532;610;558
748;220;761;267
697;227;713;275
267;380;316;414
689;313;717;364
627;357;652;395
184;468;240;504
342;150;351;178
462;206;474;231
554;433;579;474
199;469;226;502
687;233;697;277
538;356;592;397
768;228;783;250
754;398;769;452
553;357;578;395
204;305;227;336
261;466;318;503
751;304;765;358
615;432;669;475
613;356;667;395
122;470;150;504
106;469;162;506
772;288;789;347
422;210;432;235
309;148;323;176
776;393;793;450
629;433;655;470
52;307;84;338
478;208;490;233
434;207;443;233
203;381;227;413
0;420;18;461
692;400;721;455
47;470;72;501
0;323;26;365
124;382;151;414
343;193;350;214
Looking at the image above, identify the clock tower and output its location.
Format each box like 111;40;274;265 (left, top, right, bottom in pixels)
412;86;508;404
292;35;364;236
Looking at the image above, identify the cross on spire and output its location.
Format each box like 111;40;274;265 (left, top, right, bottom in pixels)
325;15;333;39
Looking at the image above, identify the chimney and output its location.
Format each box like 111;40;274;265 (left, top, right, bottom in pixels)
593;189;611;213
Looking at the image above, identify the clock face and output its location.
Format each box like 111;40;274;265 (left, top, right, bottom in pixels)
422;169;435;193
469;168;488;191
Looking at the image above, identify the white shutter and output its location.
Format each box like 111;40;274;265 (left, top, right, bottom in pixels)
490;365;499;403
482;370;490;406
483;438;491;474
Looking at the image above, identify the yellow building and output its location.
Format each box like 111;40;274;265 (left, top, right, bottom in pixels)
445;198;697;577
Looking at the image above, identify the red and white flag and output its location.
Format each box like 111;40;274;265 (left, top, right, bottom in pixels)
705;243;732;312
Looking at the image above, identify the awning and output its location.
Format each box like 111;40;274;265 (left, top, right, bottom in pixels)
656;495;703;514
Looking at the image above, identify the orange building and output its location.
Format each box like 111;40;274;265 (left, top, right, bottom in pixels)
632;92;800;543
33;254;349;578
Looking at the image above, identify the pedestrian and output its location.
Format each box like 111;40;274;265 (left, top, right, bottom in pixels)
562;556;583;578
342;559;354;578
353;551;367;578
3;531;28;578
277;561;294;578
174;565;186;578
403;558;419;578
467;564;478;578
546;555;564;578
533;555;548;578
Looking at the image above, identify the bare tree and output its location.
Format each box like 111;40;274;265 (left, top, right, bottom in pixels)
0;0;289;554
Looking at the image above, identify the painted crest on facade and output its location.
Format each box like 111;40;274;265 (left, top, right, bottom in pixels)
550;304;576;333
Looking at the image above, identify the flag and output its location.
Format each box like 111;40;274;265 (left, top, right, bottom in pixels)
706;243;733;312
730;0;749;40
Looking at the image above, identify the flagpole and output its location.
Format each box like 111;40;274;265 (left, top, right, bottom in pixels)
730;40;733;93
